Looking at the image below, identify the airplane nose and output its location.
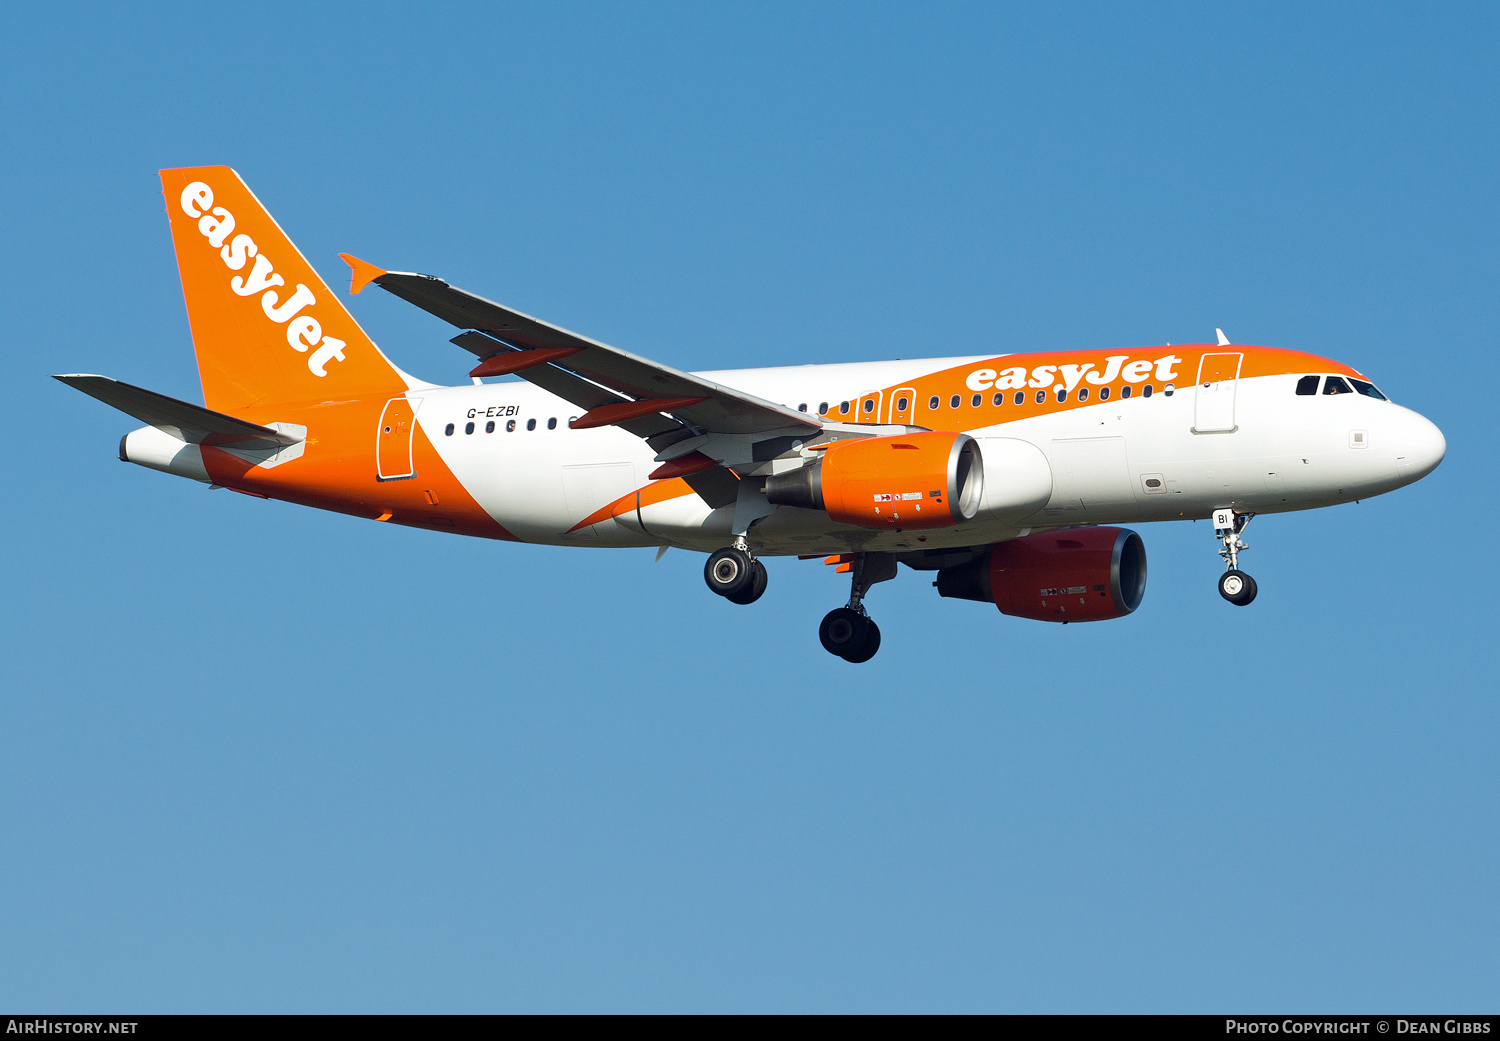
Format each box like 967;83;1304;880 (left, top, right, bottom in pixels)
1395;410;1446;484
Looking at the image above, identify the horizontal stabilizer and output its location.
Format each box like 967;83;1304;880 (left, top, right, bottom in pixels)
53;374;301;449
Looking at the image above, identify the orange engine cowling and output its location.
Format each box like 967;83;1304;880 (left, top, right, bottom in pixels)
764;432;983;530
936;527;1146;622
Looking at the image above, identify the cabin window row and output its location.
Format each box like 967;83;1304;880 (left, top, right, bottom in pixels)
794;401;882;416
925;385;1169;409
444;417;576;435
441;374;1387;437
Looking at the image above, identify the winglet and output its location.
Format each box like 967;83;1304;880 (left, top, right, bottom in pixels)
340;253;387;296
1216;328;1231;346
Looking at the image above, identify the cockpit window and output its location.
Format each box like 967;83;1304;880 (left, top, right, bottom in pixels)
1295;375;1319;395
1323;376;1353;395
1349;378;1387;400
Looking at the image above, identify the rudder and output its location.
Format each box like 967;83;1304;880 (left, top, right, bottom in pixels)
160;166;409;413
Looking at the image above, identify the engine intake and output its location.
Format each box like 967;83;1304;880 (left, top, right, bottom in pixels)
937;526;1146;622
765;432;983;530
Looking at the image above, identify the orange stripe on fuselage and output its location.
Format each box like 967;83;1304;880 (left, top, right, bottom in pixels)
566;476;699;533
835;344;1361;430
200;396;521;541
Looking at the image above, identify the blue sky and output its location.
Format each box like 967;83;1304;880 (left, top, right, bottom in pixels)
1;2;1496;1012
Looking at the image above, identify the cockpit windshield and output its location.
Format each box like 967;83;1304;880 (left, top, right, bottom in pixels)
1323;376;1353;395
1296;374;1389;400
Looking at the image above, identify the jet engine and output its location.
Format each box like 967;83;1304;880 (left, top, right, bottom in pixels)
936;526;1147;622
765;432;983;530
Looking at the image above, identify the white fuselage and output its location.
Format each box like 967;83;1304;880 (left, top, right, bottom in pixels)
412;356;1446;555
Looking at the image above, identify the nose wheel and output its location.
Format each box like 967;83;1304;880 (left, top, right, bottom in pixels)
1213;509;1257;607
819;552;896;663
1218;569;1258;606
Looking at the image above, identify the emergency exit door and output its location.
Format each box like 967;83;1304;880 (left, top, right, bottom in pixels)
377;396;419;481
1193;353;1242;433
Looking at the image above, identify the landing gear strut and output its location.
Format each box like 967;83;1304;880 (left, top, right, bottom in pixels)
1213;509;1257;606
819;552;896;663
705;540;767;605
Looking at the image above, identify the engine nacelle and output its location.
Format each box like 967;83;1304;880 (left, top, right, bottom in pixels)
765;432;983;530
936;526;1147;622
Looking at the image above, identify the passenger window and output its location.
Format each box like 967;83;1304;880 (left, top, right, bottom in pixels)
1014;392;1024;405
1163;384;1174;396
1034;390;1045;404
1078;387;1089;401
1099;387;1110;401
1056;389;1067;402
862;399;874;414
1121;386;1132;399
949;395;960;408
444;423;455;436
465;421;475;434
928;396;940;410
840;401;851;415
993;392;1003;406
547;417;557;429
819;402;829;415
526;418;536;431
1324;377;1352;395
506;419;516;432
896;396;909;411
1350;378;1387;400
485;420;495;433
798;403;807;412
1296;375;1320;395
971;394;981;407
1143;385;1153;397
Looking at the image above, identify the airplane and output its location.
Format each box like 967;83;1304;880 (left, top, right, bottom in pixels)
57;166;1447;662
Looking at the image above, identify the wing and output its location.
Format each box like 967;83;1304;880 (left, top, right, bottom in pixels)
53;375;301;450
342;256;820;444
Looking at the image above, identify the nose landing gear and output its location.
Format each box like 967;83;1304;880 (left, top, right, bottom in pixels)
1213;509;1257;606
819;552;896;662
705;540;768;605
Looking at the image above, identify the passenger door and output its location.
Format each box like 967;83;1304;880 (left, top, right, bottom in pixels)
1193;353;1243;433
377;396;420;481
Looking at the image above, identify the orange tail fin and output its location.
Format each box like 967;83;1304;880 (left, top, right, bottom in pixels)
160;166;410;413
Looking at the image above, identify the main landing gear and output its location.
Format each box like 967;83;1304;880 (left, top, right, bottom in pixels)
819;552;896;663
704;540;768;605
1213;508;1258;606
